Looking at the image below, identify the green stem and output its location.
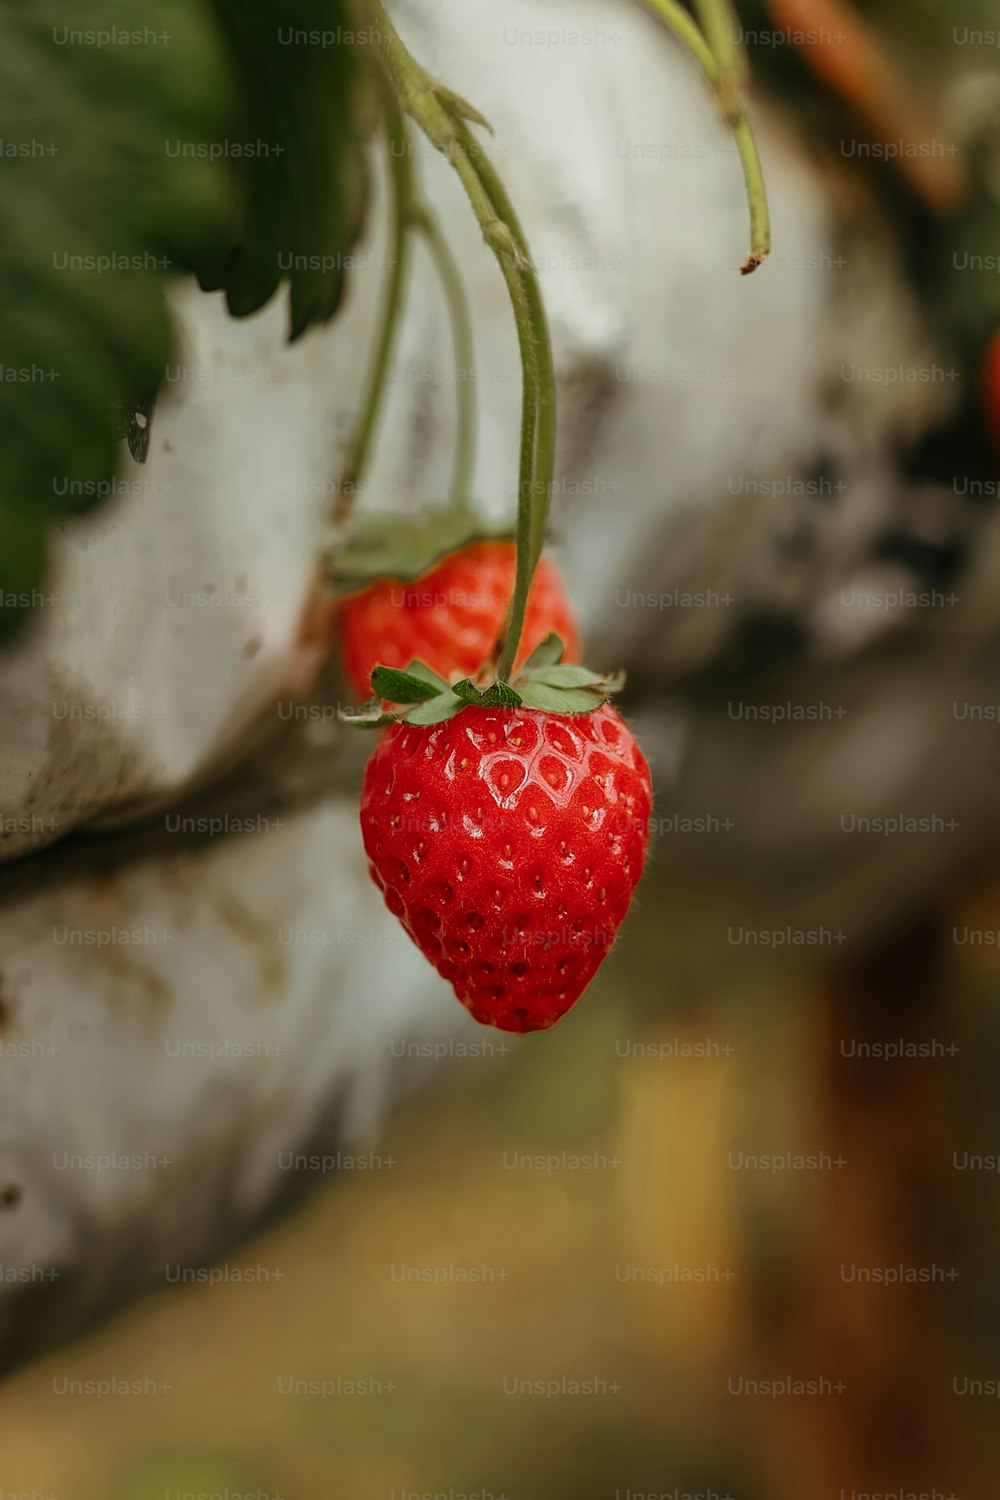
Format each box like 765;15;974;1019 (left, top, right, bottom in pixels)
455;123;555;589
640;0;719;81
410;204;477;517
450;120;556;675
639;0;770;272
691;0;744;83
342;82;413;510
373;2;556;683
693;0;769;272
732;111;769;274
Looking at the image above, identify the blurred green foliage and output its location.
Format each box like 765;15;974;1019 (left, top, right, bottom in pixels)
0;0;372;634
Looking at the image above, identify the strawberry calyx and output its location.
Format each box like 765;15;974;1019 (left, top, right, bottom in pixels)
339;633;625;728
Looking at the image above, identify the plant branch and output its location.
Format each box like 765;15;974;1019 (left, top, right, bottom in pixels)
693;0;770;272
341;80;413;514
640;0;719;80
692;0;746;90
454;121;555;592
640;0;771;272
731;110;769;274
373;2;556;683
410;204;477;518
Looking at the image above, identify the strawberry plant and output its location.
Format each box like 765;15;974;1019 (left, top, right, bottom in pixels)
0;0;782;1020
335;1;771;1029
0;0;776;635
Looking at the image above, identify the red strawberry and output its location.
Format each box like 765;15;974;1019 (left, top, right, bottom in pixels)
339;541;580;701
360;702;651;1033
986;329;1000;464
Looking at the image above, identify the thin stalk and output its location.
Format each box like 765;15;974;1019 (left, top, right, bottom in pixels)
374;2;556;683
639;0;771;272
454;120;555;588
342;82;413;511
692;0;769;272
410;204;477;517
692;0;745;86
640;0;719;80
731;111;769;274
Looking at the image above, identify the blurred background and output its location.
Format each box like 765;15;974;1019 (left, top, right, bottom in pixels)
2;0;1000;1495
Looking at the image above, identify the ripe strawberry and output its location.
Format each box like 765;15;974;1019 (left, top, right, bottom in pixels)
360;702;651;1033
986;329;1000;464
339;541;580;700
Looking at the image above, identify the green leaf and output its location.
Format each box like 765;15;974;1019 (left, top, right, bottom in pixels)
201;0;373;338
0;0;234;633
0;0;378;636
371;665;443;703
520;632;565;671
0;511;49;634
517;682;610;715
405;691;466;726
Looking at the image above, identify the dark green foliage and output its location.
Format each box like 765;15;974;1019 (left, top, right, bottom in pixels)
0;0;372;634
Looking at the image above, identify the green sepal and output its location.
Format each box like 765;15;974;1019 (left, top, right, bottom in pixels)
523;664;609;690
338;638;625;730
338;698;398;729
405;691;466;726
512;651;626;715
402;659;451;692
451;678;522;708
326;507;513;594
370;664;444;703
520;632;565;671
516;682;612;714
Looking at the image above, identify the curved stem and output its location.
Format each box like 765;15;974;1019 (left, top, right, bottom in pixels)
450;120;556;677
693;0;770;272
455;123;555;589
640;0;771;272
692;0;745;84
342;81;413;514
640;0;720;80
411;204;477;518
434;148;543;666
374;2;556;683
732;111;769;274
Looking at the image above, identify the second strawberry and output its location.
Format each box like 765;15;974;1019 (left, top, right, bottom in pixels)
338;540;581;700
